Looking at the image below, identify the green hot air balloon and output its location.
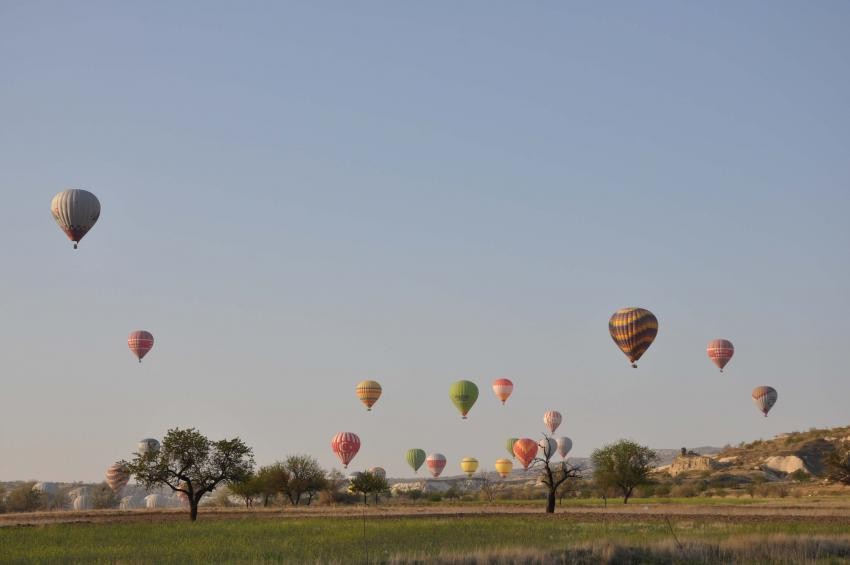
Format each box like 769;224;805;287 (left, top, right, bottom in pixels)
449;380;479;419
506;438;518;459
406;448;426;474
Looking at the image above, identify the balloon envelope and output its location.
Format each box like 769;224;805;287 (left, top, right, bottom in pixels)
513;438;538;470
556;437;573;459
426;453;447;478
331;432;361;468
538;437;558;459
368;467;386;480
506;438;518;459
460;457;479;477
543;411;562;434
128;331;154;363
609;307;658;367
50;189;101;248
491;378;514;405
752;386;778;417
449;380;479;419
494;458;513;478
138;438;160;456
406;448;426;473
105;463;130;493
707;339;734;372
356;380;382;411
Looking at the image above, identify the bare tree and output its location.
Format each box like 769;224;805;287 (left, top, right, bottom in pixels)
478;472;498;503
533;435;583;513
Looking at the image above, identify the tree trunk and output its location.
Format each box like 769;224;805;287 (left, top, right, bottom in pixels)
623;487;632;504
546;491;556;513
190;500;199;521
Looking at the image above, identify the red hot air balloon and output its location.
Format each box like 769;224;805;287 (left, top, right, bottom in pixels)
491;378;514;405
331;432;361;468
707;339;734;372
513;438;538;470
426;453;447;478
128;331;154;363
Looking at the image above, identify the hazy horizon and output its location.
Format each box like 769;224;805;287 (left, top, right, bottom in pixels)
1;1;849;483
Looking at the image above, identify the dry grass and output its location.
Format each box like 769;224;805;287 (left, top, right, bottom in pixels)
388;534;850;564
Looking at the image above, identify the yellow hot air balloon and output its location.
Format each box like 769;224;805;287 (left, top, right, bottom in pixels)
494;458;513;478
460;457;479;477
609;307;658;367
356;380;382;411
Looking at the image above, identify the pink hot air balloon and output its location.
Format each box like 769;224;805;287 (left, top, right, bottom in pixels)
513;438;538;470
543;410;562;434
707;339;734;372
128;331;154;363
426;453;447;478
491;378;514;405
331;432;361;468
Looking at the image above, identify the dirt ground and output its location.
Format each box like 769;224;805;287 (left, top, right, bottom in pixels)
3;500;850;528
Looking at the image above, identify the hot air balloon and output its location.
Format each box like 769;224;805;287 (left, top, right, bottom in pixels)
138;438;160;456
449;380;479;419
752;386;778;417
538;437;558;459
609;307;658;367
491;378;514;405
355;380;382;411
368;467;386;480
513;439;538;470
556;437;573;459
506;438;518;459
406;448;426;474
543;410;562;434
426;453;447;478
460;457;479;477
50;189;101;249
707;339;734;372
494;458;513;478
331;432;361;468
128;331;154;363
105;463;130;494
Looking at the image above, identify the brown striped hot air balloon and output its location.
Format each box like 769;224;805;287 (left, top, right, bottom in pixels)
707;339;734;372
355;380;382;411
752;386;778;417
105;463;130;494
609;307;658;368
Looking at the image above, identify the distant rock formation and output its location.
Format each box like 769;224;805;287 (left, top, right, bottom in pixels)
668;454;717;476
763;455;810;475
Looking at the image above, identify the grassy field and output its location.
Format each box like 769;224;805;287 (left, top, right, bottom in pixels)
3;508;850;563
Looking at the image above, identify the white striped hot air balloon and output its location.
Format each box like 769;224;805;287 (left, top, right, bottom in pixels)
50;189;101;249
543;410;562;434
538;438;558;459
556;437;573;459
138;438;160;456
367;467;386;480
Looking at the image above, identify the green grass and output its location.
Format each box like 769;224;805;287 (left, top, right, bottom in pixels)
2;515;850;563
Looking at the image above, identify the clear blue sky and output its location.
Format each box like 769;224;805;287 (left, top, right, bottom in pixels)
1;1;848;482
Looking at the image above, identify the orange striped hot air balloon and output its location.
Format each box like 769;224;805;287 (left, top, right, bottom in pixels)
331;432;361;468
513;438;538;470
543;410;562;434
491;378;514;405
355;380;382;411
707;339;734;372
128;331;154;363
752;386;778;417
609;307;658;367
